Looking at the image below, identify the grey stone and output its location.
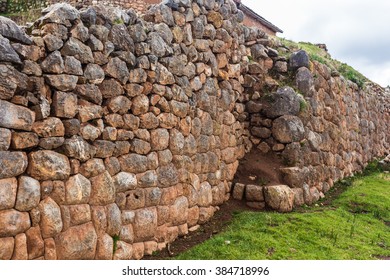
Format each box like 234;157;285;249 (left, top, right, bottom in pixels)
0;65;29;100
0;100;35;131
15;176;40;212
296;67;314;95
109;24;134;52
0;35;22;64
38;3;80;25
289;50;310;70
264;86;301;119
272;115;305;144
0;16;32;44
61;38;94;64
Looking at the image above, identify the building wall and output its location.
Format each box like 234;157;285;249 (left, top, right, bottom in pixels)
242;15;276;36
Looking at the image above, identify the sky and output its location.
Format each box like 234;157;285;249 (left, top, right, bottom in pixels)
243;0;390;87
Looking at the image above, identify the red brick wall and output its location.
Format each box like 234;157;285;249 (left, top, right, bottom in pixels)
243;15;276;36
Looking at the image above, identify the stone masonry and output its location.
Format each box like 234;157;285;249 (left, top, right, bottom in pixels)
0;0;389;259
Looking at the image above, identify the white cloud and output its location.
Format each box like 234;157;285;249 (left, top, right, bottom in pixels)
242;0;390;86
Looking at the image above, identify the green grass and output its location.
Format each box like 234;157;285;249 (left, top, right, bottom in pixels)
177;168;390;260
279;38;369;88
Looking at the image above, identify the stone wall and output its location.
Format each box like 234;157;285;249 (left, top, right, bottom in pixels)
232;48;390;211
0;0;389;260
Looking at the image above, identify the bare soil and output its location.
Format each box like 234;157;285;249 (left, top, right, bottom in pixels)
233;149;286;186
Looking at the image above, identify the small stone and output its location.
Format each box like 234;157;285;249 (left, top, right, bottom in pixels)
12;233;28;260
0;128;11;151
264;87;301;119
64;56;83;75
61;136;96;162
0;16;32;44
245;185;264;202
113;172;137;192
0;64;28;100
131;95;149;115
61;37;94;64
79;159;105;178
0;34;22;64
95;234;113;260
232;183;245;200
74;84;102;105
25;226;44;259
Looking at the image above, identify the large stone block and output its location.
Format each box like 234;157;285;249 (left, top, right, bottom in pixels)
15;176;41;211
0;237;14;260
12;233;27;260
0;209;30;237
65;174;91;204
133;207;157;242
25;226;44;260
0;177;17;210
272;115;305;144
0;100;35;131
0;151;28;179
39;197;63;238
264;87;301;119
264;185;294;213
27;150;71;181
89;171;116;205
55;222;97;260
32;117;65;137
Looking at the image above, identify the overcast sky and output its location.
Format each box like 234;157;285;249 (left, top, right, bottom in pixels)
243;0;390;87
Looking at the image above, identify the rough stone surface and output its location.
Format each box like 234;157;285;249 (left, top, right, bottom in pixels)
0;178;17;210
0;100;35;131
39;197;63;238
15;176;40;211
272;115;305;144
28;151;70;181
55;222;97;260
0;151;28;179
264;87;301;119
0;209;30;237
264;185;294;213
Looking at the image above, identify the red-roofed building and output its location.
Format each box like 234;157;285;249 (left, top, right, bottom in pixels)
234;0;282;35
